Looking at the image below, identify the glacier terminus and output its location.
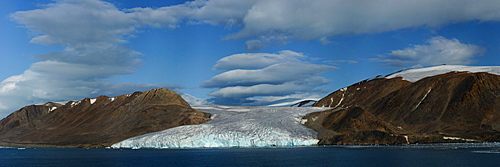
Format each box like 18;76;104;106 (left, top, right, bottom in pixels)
111;106;330;148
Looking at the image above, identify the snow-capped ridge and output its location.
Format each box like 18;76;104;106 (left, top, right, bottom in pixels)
70;101;81;107
386;65;500;82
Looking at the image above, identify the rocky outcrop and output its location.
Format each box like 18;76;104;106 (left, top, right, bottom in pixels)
0;88;210;148
305;72;500;145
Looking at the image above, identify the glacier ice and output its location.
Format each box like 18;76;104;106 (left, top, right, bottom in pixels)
111;106;329;149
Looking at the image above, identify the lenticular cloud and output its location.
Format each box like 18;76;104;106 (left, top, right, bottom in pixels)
201;51;335;106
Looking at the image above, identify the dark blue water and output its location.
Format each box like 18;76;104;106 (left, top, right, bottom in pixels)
1;144;499;167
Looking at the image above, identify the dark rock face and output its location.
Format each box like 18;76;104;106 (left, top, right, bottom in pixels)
306;72;500;145
0;88;210;148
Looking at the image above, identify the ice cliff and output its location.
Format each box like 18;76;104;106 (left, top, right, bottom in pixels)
111;106;329;148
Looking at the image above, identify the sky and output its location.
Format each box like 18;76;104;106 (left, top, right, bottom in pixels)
0;0;499;118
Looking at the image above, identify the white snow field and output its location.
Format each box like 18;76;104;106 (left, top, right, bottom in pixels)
112;106;330;149
386;65;500;82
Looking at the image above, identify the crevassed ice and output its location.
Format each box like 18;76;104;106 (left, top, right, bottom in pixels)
112;106;329;149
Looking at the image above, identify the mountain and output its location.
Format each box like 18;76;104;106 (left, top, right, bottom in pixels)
0;88;210;148
305;65;500;145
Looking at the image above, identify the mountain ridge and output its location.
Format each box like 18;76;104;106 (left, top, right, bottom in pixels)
0;88;210;148
306;67;500;145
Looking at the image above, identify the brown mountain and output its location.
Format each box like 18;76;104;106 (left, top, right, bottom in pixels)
304;71;500;145
0;88;210;148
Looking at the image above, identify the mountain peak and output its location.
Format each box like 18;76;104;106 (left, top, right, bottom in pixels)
0;88;210;148
310;68;500;145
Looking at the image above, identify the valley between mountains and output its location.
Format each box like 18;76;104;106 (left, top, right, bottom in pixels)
0;65;499;148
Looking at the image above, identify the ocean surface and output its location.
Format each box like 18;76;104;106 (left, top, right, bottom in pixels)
1;143;499;167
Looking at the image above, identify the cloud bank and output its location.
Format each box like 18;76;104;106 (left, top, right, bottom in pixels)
227;0;500;49
41;0;499;50
203;50;335;105
375;36;485;68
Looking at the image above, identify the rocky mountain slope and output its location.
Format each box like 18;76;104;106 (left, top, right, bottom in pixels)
304;65;500;145
0;88;210;148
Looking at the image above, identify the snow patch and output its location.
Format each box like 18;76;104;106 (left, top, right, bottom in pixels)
70;101;81;107
300;119;308;124
443;136;477;142
414;88;431;110
333;90;346;108
404;135;410;144
48;107;57;113
90;98;97;105
112;106;330;149
386;65;500;82
311;116;319;121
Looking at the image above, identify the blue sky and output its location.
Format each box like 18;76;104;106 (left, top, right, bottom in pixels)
0;0;499;118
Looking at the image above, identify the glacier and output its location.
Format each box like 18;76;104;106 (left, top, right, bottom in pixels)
111;106;330;149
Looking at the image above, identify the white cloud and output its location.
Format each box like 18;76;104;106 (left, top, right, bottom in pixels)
11;0;136;46
208;77;330;98
35;0;497;49
126;0;257;28
248;93;324;105
16;0;497;49
213;50;306;71
18;0;498;46
0;103;7;110
188;0;258;25
375;36;485;68
203;62;335;88
231;0;500;41
245;40;266;51
204;50;335;105
124;0;500;49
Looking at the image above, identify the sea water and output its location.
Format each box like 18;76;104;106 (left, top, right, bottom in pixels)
1;143;500;167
